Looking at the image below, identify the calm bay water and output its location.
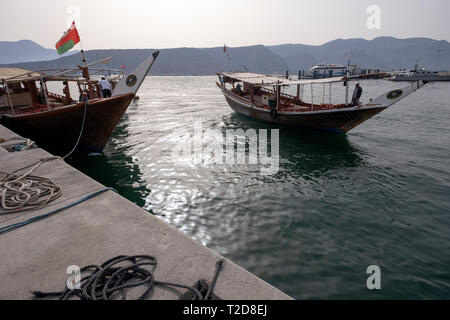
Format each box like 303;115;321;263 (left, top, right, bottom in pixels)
68;76;450;299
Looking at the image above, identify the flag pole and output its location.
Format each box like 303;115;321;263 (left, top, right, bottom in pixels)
72;21;87;67
75;28;93;98
79;39;87;67
80;47;87;67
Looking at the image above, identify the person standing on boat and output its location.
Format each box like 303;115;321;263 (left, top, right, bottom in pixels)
236;83;243;95
99;77;112;98
352;83;363;105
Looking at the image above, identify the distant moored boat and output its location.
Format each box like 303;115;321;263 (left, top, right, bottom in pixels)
217;72;427;133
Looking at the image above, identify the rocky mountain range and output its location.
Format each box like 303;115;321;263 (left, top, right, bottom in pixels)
1;37;449;75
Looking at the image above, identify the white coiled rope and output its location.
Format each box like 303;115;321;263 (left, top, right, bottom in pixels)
0;157;63;213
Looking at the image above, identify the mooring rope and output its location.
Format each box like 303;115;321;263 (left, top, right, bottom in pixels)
62;98;88;160
32;255;225;300
13;139;36;152
0;138;36;152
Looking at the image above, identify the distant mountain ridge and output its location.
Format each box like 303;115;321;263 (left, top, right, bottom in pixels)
1;37;449;75
268;37;450;72
0;40;65;64
0;45;288;76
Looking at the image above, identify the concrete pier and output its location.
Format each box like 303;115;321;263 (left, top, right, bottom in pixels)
0;125;292;300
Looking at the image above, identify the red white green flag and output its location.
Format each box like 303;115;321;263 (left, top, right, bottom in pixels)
55;21;80;55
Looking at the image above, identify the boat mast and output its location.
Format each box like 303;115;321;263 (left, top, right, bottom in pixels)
414;58;419;72
81;49;87;67
78;63;94;99
345;51;351;105
223;45;233;72
435;49;442;71
276;85;281;111
78;37;95;98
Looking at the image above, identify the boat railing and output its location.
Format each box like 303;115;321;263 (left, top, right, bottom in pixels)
224;87;250;104
258;86;342;110
47;91;69;102
223;80;347;111
259;87;274;96
259;87;297;101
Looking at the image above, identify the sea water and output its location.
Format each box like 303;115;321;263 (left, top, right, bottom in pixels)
68;76;450;299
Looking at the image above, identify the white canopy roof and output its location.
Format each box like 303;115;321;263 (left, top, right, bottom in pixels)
221;72;345;86
0;68;44;83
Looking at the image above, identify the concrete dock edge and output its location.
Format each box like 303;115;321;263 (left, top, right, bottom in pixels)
0;124;292;300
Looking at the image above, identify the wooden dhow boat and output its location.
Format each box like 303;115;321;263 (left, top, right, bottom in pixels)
217;72;427;133
0;51;159;153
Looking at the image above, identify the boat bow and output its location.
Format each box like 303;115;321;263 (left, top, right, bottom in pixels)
113;51;160;97
367;81;428;107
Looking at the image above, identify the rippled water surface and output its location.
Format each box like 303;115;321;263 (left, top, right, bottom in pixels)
69;77;450;299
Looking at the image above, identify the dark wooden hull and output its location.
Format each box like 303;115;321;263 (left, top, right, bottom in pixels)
224;94;387;133
0;93;134;152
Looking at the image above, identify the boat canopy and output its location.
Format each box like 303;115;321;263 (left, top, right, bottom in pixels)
0;68;45;84
0;67;124;85
221;72;345;86
0;57;123;85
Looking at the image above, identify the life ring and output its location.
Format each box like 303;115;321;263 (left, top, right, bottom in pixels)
270;109;278;118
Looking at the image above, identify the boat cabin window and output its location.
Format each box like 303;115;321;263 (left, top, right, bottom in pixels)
231;82;245;96
9;82;24;92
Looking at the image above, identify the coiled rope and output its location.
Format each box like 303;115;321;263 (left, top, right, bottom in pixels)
0;157;62;213
32;255;225;300
0;98;88;214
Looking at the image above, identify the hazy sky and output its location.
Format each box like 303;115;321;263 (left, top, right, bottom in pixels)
1;0;449;49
